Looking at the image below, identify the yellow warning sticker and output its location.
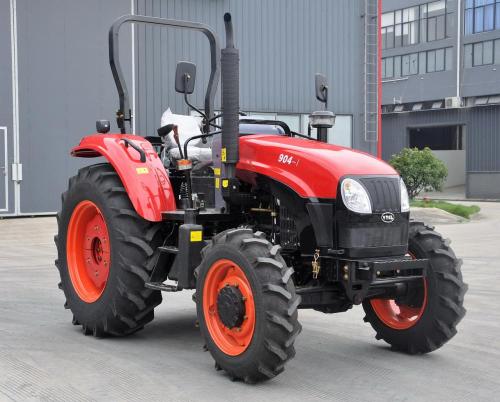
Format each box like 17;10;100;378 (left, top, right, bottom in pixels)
221;147;227;162
222;179;229;188
213;167;221;176
190;231;202;242
136;167;149;175
215;178;220;188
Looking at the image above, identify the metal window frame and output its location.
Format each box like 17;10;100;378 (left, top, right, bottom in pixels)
465;0;499;34
381;1;449;49
466;39;500;67
391;46;451;76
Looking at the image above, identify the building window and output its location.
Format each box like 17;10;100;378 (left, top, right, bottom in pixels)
382;47;453;79
465;0;500;35
381;1;449;49
464;38;500;66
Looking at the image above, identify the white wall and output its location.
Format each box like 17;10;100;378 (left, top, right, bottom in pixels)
432;150;466;188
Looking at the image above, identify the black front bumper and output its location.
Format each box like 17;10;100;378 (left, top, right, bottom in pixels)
297;253;429;309
338;254;429;304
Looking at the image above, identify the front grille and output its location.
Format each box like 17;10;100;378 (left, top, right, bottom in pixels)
338;223;408;248
359;176;400;213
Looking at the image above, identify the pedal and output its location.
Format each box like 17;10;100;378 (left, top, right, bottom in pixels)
158;246;178;254
145;281;179;292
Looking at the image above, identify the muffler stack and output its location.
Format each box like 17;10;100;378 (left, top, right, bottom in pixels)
221;13;239;178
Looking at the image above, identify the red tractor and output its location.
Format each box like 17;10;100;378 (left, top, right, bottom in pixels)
55;14;467;383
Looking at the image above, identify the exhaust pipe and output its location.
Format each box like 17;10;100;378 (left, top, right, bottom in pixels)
221;13;239;179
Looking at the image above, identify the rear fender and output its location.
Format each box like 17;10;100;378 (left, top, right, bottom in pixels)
71;134;176;222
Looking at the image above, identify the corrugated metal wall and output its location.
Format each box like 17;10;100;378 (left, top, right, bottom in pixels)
0;1;14;213
15;0;133;214
133;0;375;152
1;0;378;215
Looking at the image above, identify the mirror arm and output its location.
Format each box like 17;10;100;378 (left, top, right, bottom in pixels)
183;92;207;122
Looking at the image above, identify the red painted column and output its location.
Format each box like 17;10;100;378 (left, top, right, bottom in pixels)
377;0;383;159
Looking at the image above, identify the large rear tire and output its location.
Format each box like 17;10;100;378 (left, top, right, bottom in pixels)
55;163;164;336
195;228;302;383
362;222;467;354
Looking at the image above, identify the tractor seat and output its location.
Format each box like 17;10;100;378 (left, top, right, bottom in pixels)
167;145;212;162
160;108;212;163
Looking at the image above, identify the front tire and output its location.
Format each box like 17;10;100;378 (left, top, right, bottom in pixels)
195;228;302;383
362;222;467;354
55;163;164;336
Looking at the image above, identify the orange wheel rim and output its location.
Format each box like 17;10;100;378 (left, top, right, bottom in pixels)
203;259;255;356
67;200;111;303
370;253;427;330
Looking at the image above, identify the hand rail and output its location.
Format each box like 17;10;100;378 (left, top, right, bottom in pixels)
109;14;221;134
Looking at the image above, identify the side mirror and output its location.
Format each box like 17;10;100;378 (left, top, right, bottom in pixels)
175;61;197;94
315;73;328;107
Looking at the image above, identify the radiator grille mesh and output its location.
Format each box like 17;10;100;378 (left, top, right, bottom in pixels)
359;176;400;213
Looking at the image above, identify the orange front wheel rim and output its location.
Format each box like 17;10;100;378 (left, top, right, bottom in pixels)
370;253;427;330
203;259;256;356
67;200;111;303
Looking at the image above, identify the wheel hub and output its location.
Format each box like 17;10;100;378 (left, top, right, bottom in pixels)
202;259;256;356
217;285;246;329
67;200;111;303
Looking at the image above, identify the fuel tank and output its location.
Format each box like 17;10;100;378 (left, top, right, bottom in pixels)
236;135;397;199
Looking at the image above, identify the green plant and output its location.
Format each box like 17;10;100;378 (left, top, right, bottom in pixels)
389;147;448;199
410;200;480;219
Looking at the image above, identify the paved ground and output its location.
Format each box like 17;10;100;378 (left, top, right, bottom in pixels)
1;203;500;401
421;185;467;201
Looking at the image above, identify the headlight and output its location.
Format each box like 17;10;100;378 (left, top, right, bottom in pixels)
400;179;410;212
341;178;372;214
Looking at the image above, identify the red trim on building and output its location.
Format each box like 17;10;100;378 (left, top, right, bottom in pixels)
377;0;383;159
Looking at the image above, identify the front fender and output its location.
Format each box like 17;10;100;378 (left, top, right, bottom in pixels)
71;133;176;222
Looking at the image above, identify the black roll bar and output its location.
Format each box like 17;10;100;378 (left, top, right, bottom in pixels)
109;14;221;134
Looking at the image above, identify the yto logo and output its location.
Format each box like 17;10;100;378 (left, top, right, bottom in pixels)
381;212;395;223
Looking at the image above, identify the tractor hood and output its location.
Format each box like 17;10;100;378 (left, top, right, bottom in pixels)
236;135;397;199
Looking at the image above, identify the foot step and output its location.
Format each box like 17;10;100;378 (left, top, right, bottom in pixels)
145;282;179;292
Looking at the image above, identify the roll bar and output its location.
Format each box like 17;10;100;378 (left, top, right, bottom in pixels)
109;15;221;134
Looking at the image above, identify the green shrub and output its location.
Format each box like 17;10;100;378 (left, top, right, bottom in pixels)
389;147;447;199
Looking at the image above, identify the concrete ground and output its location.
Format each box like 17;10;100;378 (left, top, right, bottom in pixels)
420;185;466;201
1;203;499;401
